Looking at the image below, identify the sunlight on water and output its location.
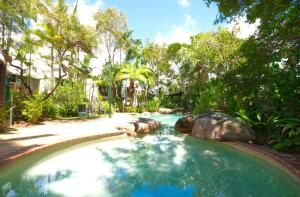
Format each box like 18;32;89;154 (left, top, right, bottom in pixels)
0;114;299;197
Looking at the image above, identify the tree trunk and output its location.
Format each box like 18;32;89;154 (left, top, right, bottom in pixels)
128;80;135;106
0;60;6;108
50;45;55;89
1;24;5;50
144;84;149;103
123;80;127;112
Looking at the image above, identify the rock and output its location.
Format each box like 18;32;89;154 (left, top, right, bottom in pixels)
117;118;161;136
172;108;185;114
134;118;161;133
175;116;195;134
116;125;136;136
191;112;255;142
141;112;151;117
158;108;173;114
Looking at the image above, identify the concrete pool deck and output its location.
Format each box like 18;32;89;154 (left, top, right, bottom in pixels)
0;113;136;165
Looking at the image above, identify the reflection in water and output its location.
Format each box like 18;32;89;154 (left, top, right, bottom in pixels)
0;114;300;197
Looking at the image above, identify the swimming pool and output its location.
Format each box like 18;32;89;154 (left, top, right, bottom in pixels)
0;114;299;196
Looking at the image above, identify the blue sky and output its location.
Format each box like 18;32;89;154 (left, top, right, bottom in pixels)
63;0;257;73
68;0;222;43
100;0;220;42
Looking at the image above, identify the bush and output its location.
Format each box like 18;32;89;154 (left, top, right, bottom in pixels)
10;90;28;121
145;99;160;112
0;107;8;132
100;100;114;113
22;94;44;123
125;105;137;113
53;81;87;116
160;93;182;109
136;105;145;113
42;98;60;118
194;94;210;114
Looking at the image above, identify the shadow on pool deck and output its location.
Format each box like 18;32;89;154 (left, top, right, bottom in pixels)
0;113;136;165
0;141;41;162
1;134;57;142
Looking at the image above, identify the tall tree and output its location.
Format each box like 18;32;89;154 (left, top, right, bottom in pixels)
0;0;41;108
33;0;96;100
94;8;128;65
94;7;128;116
204;0;299;68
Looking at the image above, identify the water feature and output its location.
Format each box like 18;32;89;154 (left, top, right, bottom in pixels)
0;114;299;196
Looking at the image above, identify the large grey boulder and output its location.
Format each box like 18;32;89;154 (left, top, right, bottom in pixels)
191;112;255;142
175;116;195;134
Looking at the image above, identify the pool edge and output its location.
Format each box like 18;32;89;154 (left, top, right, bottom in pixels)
226;142;300;183
0;131;126;168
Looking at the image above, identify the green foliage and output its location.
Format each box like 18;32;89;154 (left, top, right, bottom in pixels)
273;124;300;152
94;7;128;64
98;63;121;87
42;98;60;118
116;63;154;85
22;94;44;123
194;95;211;114
136;105;145;113
125;105;137;113
10;90;28;121
145;99;160;112
100;101;110;114
0;107;8;132
160;93;182;109
52;82;87;116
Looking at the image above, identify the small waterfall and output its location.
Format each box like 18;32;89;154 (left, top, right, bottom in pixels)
156;127;170;136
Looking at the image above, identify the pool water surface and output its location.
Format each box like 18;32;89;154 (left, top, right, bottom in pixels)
0;114;299;196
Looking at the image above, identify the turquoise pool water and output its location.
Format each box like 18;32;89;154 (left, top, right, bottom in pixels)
0;114;299;196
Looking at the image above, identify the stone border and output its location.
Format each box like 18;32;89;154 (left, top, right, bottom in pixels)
0;131;125;168
230;142;300;182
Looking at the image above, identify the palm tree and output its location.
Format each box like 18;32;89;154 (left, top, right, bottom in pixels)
116;63;154;107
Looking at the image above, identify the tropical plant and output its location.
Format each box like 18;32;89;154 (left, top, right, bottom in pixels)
116;62;154;106
52;81;87;116
22;94;44;123
116;63;153;85
145;99;160;112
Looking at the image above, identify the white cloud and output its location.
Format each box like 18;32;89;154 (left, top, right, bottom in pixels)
70;0;106;75
178;0;190;8
227;16;260;39
155;14;198;45
74;0;104;27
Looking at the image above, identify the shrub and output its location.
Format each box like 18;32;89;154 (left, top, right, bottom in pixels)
160;93;182;109
125;105;147;113
145;99;160;112
0;107;8;132
10;90;28;121
100;100;114;113
42;98;60;118
22;94;44;123
53;81;87;116
136;105;145;113
194;94;210;114
125;105;136;113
